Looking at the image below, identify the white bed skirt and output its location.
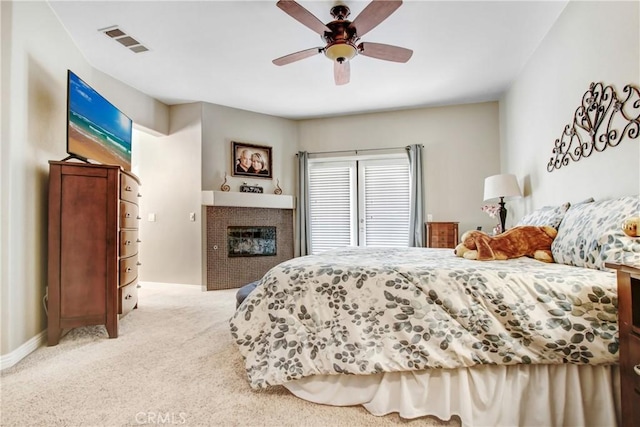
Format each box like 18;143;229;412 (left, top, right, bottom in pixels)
284;364;620;427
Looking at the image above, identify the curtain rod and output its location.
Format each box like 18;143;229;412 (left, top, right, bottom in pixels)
299;145;423;156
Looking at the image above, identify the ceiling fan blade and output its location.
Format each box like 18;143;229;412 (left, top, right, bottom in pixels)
358;42;413;63
351;0;402;37
276;0;331;35
334;61;350;85
273;47;322;66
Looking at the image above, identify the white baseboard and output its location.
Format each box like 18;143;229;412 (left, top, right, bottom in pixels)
0;330;46;371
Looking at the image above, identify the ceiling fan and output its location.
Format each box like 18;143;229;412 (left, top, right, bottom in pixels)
273;0;413;85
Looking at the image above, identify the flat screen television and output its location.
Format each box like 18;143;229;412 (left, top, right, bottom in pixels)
66;70;132;171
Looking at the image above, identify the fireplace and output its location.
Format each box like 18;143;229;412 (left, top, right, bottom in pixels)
227;226;277;257
205;205;293;290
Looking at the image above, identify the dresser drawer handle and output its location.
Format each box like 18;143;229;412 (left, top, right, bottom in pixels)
125;293;132;300
137;193;142;198
124;185;132;192
137;261;142;266
126;267;132;273
136;239;142;243
136;216;142;220
634;365;640;376
124;240;131;246
125;213;131;218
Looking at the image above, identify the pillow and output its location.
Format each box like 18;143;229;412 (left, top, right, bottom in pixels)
551;195;640;270
600;230;640;268
516;202;570;230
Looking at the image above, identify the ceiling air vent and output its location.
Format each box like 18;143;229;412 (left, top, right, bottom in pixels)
99;25;149;54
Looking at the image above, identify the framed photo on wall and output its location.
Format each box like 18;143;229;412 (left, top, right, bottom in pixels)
231;141;272;179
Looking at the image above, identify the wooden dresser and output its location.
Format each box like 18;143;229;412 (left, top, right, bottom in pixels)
47;161;141;346
610;263;640;426
425;222;459;249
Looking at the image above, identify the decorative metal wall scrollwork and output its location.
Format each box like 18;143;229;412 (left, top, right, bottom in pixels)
547;82;639;172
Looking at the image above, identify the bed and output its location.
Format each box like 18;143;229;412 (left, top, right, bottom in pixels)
230;195;639;426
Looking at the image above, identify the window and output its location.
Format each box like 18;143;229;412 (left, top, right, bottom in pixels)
308;155;410;254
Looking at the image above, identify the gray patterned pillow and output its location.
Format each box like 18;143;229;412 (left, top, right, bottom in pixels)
551;195;640;270
516;202;570;230
600;226;640;268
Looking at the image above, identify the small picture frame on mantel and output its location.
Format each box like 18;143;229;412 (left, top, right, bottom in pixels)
232;141;272;179
240;184;263;193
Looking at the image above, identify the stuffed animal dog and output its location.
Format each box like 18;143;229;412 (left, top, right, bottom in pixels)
454;225;558;263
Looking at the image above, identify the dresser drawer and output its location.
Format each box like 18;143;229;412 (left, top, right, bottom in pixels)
120;173;140;204
119;280;138;316
119;201;139;229
120;229;139;258
432;236;455;247
119;254;139;287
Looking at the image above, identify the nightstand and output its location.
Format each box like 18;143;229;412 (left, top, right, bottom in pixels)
607;263;640;427
425;222;459;249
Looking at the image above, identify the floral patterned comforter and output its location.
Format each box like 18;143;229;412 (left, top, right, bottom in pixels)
229;247;619;389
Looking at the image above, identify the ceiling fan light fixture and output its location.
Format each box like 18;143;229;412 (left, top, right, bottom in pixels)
274;0;412;83
324;43;357;63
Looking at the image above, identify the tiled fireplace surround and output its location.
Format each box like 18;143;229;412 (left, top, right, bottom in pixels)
205;205;294;290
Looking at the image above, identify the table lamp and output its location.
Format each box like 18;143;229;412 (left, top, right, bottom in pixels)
483;174;522;233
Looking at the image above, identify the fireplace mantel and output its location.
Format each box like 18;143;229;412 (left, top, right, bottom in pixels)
201;191;295;210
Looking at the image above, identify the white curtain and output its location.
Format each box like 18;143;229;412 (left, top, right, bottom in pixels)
296;151;311;257
407;144;424;247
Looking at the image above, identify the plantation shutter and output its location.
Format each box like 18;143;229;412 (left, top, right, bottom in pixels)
359;159;410;247
308;161;356;254
308;155;410;254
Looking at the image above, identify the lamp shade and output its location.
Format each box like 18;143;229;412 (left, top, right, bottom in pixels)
325;43;357;62
483;174;522;202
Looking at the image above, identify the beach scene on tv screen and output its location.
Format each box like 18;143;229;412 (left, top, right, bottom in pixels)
68;72;132;170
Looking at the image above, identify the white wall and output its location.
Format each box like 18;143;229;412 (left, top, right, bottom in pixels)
0;1;168;358
137;101;499;286
500;0;640;217
201;103;298;196
133;102;299;287
135;103;202;285
298;102;502;233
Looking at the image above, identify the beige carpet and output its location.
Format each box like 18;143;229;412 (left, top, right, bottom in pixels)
0;282;459;427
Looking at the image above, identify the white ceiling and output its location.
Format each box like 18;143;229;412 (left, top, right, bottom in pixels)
48;0;568;120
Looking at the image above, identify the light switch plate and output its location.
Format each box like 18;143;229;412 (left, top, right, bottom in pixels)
148;213;156;222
